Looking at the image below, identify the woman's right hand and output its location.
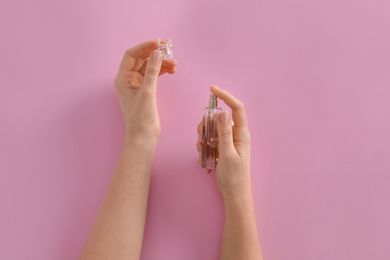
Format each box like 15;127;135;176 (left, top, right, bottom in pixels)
114;39;177;145
197;85;252;200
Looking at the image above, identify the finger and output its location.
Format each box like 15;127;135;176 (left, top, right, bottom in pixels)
159;67;176;76
161;39;172;44
139;59;177;76
196;141;202;151
197;121;203;134
142;50;163;92
216;111;236;155
196;124;203;150
162;59;177;68
210;85;248;131
119;39;161;72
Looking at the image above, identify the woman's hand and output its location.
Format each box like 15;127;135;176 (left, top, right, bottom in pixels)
114;39;177;144
197;85;252;200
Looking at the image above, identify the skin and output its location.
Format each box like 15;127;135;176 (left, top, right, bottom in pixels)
80;39;176;260
81;39;262;260
197;85;263;260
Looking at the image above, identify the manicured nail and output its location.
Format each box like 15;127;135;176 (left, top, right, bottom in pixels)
153;50;162;62
220;111;229;124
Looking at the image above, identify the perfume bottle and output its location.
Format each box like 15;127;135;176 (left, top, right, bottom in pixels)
157;42;173;60
200;94;223;171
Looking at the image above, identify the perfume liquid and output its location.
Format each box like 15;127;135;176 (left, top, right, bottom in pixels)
200;94;222;170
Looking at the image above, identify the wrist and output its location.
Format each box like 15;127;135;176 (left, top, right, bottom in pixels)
124;129;160;144
124;134;158;149
224;195;255;216
222;188;253;207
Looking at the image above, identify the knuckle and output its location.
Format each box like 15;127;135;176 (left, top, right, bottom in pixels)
124;48;131;56
146;65;159;75
237;100;245;110
242;131;251;143
219;126;233;137
141;88;155;98
221;129;232;136
221;149;236;159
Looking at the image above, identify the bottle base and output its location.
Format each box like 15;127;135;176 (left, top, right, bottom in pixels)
205;161;217;170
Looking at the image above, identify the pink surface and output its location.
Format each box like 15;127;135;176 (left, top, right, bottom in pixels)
1;0;390;259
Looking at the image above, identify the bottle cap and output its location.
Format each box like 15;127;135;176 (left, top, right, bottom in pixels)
157;42;173;60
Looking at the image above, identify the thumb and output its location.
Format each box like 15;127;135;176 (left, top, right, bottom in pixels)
142;50;162;92
217;111;235;154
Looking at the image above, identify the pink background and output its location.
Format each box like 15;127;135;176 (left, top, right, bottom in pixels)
1;0;390;259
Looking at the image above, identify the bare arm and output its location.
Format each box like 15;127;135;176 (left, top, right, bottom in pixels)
81;39;177;260
221;192;262;260
197;85;263;260
80;139;156;260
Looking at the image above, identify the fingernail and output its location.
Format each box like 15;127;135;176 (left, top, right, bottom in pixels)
153;50;162;62
220;111;229;124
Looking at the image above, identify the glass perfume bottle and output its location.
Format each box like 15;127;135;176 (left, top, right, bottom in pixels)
200;94;223;171
157;42;173;60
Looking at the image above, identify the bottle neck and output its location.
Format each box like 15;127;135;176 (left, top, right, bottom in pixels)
209;94;218;107
209;99;217;108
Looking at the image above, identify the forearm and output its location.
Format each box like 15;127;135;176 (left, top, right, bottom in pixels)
81;138;157;260
220;190;262;260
